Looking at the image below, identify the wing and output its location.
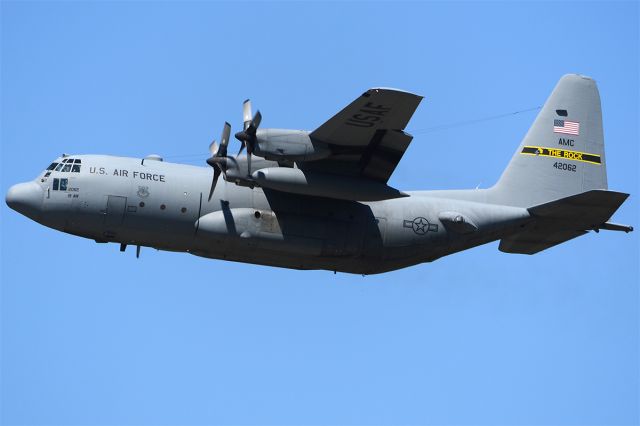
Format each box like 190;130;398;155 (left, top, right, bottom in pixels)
304;88;423;183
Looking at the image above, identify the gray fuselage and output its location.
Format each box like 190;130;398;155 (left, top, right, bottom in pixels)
9;154;531;274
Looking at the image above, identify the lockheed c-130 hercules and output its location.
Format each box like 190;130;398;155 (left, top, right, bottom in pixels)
6;74;633;274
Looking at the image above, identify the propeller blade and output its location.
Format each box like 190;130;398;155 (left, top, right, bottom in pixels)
247;148;252;175
242;99;252;130
251;110;262;131
237;141;246;156
219;122;231;157
208;165;222;201
237;101;260;175
209;140;219;156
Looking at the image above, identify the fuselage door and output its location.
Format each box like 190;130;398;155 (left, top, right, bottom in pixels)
363;216;387;258
105;195;127;227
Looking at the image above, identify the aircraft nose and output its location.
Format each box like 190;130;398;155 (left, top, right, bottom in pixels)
6;182;44;220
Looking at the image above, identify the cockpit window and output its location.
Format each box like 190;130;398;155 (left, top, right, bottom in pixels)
59;178;68;191
48;158;81;173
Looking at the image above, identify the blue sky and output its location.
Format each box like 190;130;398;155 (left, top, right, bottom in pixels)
1;2;638;425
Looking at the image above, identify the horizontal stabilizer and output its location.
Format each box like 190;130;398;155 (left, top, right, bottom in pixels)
499;190;630;254
528;189;628;225
499;229;587;254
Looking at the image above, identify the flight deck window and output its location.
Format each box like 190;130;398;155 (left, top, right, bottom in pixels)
62;164;72;172
53;178;59;190
71;164;80;172
59;178;68;191
74;159;81;164
46;163;59;171
55;163;64;171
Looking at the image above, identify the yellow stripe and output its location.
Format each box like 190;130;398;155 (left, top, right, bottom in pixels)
520;146;602;165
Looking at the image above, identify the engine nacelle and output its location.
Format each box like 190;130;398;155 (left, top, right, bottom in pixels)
254;129;331;162
252;167;407;201
218;156;280;187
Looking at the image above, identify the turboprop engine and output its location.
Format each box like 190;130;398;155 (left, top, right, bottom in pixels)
251;167;407;201
205;98;405;199
253;129;331;162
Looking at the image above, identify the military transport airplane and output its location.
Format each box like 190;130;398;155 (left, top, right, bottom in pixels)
5;74;633;274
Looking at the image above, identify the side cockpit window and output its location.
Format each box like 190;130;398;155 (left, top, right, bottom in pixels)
52;178;68;191
46;162;59;171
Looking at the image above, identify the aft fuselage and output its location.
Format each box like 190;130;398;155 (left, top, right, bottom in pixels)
6;155;531;274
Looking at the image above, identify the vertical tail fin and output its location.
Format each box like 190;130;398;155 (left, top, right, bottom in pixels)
492;74;607;207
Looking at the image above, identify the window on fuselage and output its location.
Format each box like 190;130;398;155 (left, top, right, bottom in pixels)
53;178;59;190
50;158;81;173
59;178;68;191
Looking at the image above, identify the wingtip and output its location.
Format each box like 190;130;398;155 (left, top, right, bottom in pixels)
366;87;423;99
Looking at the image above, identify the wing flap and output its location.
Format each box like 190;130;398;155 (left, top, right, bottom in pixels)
360;130;413;182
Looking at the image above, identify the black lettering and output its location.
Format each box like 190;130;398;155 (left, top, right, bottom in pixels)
352;114;380;122
553;162;577;172
160;175;165;182
122;170;128;177
364;102;391;111
99;167;106;175
360;109;387;116
133;171;139;179
345;120;375;128
89;167;96;174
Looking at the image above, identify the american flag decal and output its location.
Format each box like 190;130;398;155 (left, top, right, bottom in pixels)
553;119;580;135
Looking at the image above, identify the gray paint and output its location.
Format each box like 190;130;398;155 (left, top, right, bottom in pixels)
5;75;632;274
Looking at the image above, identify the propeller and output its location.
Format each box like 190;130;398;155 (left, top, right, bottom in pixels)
206;121;231;201
235;99;262;175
